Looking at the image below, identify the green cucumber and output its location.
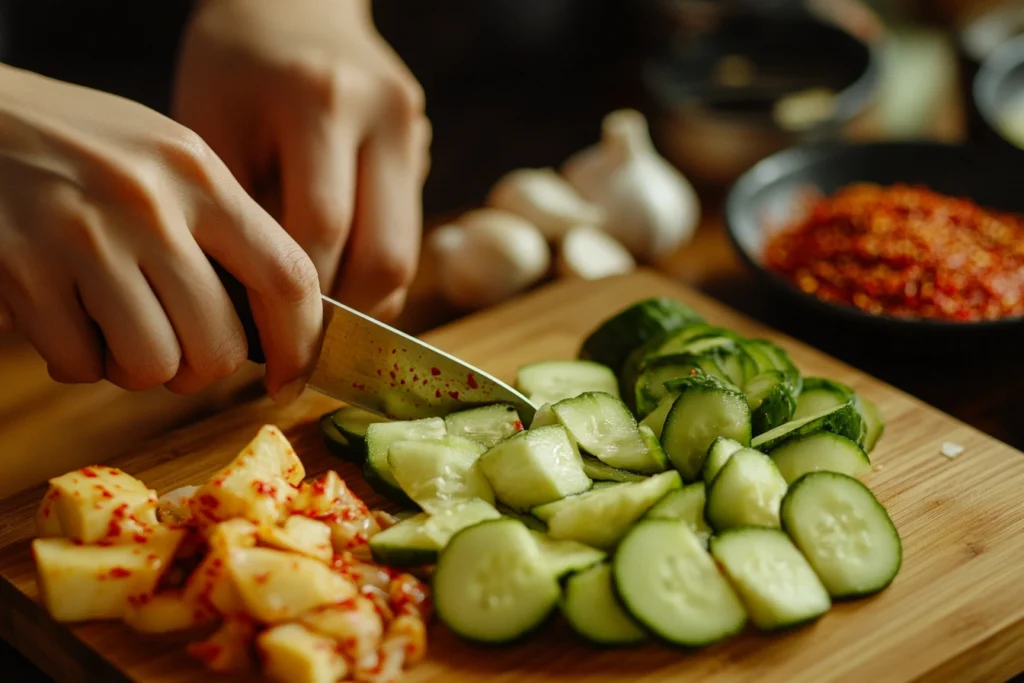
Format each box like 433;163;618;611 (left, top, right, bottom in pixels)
710;527;831;631
634;354;723;417
581;455;647;483
768;432;871;484
744;370;796;436
644;482;712;547
367;500;501;566
531;531;606;578
781;472;902;598
855;394;885;453
387;436;494;513
613;520;747;647
552;392;667;474
705;449;788;531
562;563;647;645
517;359;620;406
639;394;676;439
530;403;558;429
751;402;864;453
741;339;802;403
579;298;704;371
702;436;745;485
364;418;447;504
319;411;357;460
434;519;560;643
331;406;390;445
495;503;548;532
793;377;855;421
443;404;523;449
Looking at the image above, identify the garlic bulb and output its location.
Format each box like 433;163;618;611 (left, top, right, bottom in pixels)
428;209;551;311
557;226;635;281
561;109;700;262
486;167;606;241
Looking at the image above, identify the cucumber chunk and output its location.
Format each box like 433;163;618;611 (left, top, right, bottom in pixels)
581;455;647;483
387;436;494;513
331;406;390;444
639;394;676;439
706;449;788;531
531;531;606;578
781;472;902;598
579;298;704;371
478;425;591;512
710;527;831;631
634;354;722;416
855;394;885;453
741;339;802;403
768;432;871;484
319;412;356;460
443;404;523;449
644;482;712;547
368;500;501;566
530;403;558;428
793;377;854;421
517;360;620;406
744;370;796;436
545;471;683;549
562;563;647;646
660;374;752;481
364;418;447;503
552;392;668;474
434;519;560;643
751;402;863;453
613;520;747;647
495;503;548;532
702;436;745;485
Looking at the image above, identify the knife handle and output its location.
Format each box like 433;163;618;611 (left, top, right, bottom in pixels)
211;258;266;365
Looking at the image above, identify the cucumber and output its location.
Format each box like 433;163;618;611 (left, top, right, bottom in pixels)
768;432;871;484
741;339;802;403
855;394;885;453
562;563;647;646
552;392;668;474
660;374;752;481
639;394;675;439
716;347;760;388
319;411;356;460
710;527;831;631
634;354;721;417
613;520;747;647
705;449;787;531
444;404;523;449
495;503;548;532
387;436;494;513
581;455;648;483
517;360;620;406
743;371;796;436
530;403;558;429
331;406;390;445
478;425;592;512
644;482;712;547
781;472;902;598
368;500;501;566
545;471;683;549
702;436;745;485
579;298;704;371
364;418;447;503
531;531;606;577
434;519;560;643
793;377;854;421
751;402;863;453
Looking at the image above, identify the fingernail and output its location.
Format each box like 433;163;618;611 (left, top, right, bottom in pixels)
272;376;308;407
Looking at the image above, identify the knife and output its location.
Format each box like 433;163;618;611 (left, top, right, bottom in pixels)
213;260;537;424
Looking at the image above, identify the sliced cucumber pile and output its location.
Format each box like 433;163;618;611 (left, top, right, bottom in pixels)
317;296;901;653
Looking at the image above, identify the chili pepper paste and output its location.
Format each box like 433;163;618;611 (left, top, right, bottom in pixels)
762;183;1024;322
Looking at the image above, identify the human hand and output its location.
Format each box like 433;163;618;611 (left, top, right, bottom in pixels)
0;65;322;403
173;0;431;322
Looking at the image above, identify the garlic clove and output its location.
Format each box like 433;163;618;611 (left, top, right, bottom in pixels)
428;208;551;311
485;168;606;241
561;109;701;263
556;225;636;281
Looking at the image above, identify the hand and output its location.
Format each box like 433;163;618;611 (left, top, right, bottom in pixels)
0;65;322;403
173;0;431;322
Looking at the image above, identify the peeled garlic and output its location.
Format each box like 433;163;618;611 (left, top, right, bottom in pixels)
561;109;700;262
428;209;551;311
556;226;635;281
486;168;606;241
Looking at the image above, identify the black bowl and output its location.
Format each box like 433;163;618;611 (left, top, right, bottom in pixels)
723;141;1024;352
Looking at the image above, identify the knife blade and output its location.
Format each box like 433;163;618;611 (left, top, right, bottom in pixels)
213;260;536;423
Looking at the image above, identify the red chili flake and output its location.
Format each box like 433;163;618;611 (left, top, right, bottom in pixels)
400;379;406;385
99;489;114;499
80;467;99;478
389;371;396;380
689;369;700;376
198;494;219;509
132;533;148;544
97;539;114;547
513;420;524;431
187;642;223;664
434;389;442;398
430;367;441;376
108;567;132;579
127;593;152;608
448;391;460;399
412;374;419;382
376;369;382;376
71;539;84;546
352;382;366;391
254;572;270;585
392;349;397;355
467;372;478;389
147;553;158;562
253;481;277;496
108;470;120;476
422;379;429;386
107;519;122;537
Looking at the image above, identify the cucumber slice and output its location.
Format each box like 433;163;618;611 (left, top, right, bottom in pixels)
368;500;501;566
634;354;721;417
613;520;747;647
331;406;390;444
855;394;885;453
319;412;356;460
768;432;871;484
702;436;745;485
562;563;647;646
364;418;447;504
517;360;620;406
552;392;668;474
545;471;683;549
478;425;591;512
591;481;623;490
444;404;523;449
495;503;548;532
660;374;752;481
639;394;675;439
531;531;606;577
793;378;855;421
741;339;802;403
751;402;863;453
705;449;788;531
710;527;831;631
387;436;494;513
644;482;712;547
581;455;647;483
579;298;704;371
530;403;558;428
781;472;902;598
744;370;796;436
434;519;560;643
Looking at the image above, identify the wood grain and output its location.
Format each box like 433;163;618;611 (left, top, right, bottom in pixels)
2;269;1023;683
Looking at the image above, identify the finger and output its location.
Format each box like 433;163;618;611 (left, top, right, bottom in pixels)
193;169;322;403
140;233;248;395
277;113;360;292
333;129;426;322
77;262;182;392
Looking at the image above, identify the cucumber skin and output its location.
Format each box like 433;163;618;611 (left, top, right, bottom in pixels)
319;412;363;462
362;458;417;509
561;563;648;646
579;298;704;372
752;402;863;453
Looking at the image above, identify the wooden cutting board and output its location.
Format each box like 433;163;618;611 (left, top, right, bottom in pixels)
2;269;1023;683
